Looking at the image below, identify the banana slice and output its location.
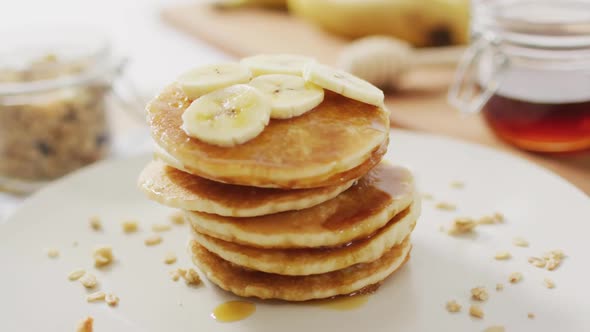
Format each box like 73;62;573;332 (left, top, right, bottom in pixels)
177;63;252;99
240;54;316;76
303;62;385;107
249;74;324;119
181;84;271;147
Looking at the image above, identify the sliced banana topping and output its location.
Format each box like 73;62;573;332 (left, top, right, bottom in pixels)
177;63;252;99
241;54;316;76
181;84;271;147
249;74;324;119
303;62;385;107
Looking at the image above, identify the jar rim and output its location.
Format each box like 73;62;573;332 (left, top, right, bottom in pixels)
0;26;115;96
476;0;590;50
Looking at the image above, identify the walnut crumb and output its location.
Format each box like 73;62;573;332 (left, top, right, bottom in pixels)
528;256;546;268
68;268;86;281
46;248;59;258
494;251;511;260
445;300;461;313
79;273;98;289
121;220;139;233
469;305;484;319
152;224;172;232
105;293;119;306
76;316;93;332
164;252;177;265
170;212;185;225
435;202;456;211
93;245;114;267
544;249;565;260
484;326;505;332
543;278;555;289
471;287;489;301
448;217;477;235
182;268;202;285
89;216;102;231
528;312;535;319
509;272;523;284
495;283;504;291
86;291;106;302
477;213;504;225
170;269;182;281
512;237;529;247
543;250;565;271
144;234;162;246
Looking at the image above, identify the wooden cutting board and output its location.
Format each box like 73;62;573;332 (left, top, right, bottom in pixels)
161;4;590;194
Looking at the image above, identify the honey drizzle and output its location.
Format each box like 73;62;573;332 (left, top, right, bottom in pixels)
317;295;370;311
211;301;256;323
313;284;378;311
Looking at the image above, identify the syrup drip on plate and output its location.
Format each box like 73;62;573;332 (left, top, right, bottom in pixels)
317;294;370;311
211;301;256;323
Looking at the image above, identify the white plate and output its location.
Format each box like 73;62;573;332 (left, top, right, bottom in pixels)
1;130;589;332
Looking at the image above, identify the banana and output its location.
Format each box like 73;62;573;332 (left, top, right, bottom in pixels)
338;36;412;90
240;54;316;76
181;84;271;147
177;63;252;99
249;74;324;119
303;62;384;107
287;0;469;47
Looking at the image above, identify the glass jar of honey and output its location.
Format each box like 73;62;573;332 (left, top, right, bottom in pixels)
449;0;590;153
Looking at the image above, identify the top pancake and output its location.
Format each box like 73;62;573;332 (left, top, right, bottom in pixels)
147;84;390;188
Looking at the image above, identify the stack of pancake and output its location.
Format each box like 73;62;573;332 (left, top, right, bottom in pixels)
138;57;420;301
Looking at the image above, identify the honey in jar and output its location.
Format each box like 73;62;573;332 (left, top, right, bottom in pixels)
450;0;590;153
482;94;590;153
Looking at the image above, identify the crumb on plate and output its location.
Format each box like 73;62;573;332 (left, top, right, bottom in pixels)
79;273;98;289
447;217;477;235
89;216;102;231
469;305;484;319
494;251;511;260
445;300;461;313
46;248;59;258
435;202;456;211
509;272;523;284
68;268;86;281
145;234;162;246
182;268;202;286
512;237;529;247
86;291;106;303
105;293;119;306
543;278;555;289
76;316;93;332
164;252;177;265
471;287;489;301
121;220;139;233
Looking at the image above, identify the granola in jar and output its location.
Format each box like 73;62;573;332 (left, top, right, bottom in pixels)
0;51;112;192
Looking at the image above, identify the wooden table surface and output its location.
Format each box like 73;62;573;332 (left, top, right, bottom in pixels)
160;4;590;194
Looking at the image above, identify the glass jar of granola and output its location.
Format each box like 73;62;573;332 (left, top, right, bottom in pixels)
0;28;123;193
